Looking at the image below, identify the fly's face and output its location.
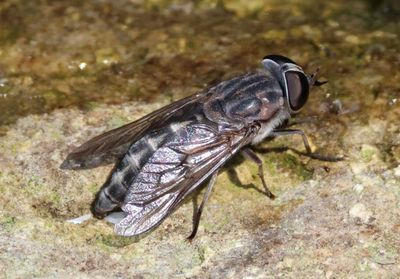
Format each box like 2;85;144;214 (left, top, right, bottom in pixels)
262;55;311;114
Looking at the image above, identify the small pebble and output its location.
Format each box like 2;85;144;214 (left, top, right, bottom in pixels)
352;184;364;193
394;165;400;178
349;203;372;223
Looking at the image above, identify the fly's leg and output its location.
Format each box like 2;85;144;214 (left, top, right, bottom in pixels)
187;171;219;241
272;129;312;153
242;148;276;199
271;129;343;162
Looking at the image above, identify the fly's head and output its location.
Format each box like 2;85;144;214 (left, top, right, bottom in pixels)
262;54;323;115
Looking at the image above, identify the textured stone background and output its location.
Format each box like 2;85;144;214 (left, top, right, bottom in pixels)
0;0;399;278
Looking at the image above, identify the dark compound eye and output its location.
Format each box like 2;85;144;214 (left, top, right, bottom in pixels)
285;71;309;112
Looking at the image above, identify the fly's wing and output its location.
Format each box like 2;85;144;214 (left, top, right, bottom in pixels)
60;92;209;170
114;123;258;237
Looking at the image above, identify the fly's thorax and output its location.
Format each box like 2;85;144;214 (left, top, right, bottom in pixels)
203;72;285;128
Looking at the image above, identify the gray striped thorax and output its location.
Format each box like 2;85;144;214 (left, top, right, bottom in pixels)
203;71;286;131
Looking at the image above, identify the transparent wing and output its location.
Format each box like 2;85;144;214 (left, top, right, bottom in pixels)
114;123;257;236
61;92;209;170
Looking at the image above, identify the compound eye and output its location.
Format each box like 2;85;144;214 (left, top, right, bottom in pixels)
285;71;309;112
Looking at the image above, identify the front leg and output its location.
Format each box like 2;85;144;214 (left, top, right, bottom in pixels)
271;129;343;162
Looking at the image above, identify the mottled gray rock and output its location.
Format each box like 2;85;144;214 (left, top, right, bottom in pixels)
1;0;400;278
1;98;400;278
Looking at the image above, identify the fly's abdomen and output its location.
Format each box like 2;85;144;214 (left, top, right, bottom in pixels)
91;110;209;218
91;130;165;218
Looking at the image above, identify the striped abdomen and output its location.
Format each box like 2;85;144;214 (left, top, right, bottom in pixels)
91;110;211;218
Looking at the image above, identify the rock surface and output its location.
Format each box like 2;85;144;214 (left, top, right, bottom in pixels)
1;0;400;278
1;98;399;278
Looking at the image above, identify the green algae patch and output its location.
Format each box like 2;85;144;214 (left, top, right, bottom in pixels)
280;153;313;180
98;234;139;248
0;215;17;233
360;144;380;162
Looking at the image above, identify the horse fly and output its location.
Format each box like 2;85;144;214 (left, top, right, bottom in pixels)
61;55;341;239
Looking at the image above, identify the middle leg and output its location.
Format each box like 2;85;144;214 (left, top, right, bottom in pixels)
241;148;276;199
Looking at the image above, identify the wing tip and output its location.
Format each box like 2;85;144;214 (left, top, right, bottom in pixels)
59;155;83;170
60;153;117;170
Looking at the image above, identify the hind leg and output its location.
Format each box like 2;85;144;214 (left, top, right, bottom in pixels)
187;171;219;241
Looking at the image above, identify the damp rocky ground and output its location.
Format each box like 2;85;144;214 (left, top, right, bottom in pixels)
0;0;400;278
